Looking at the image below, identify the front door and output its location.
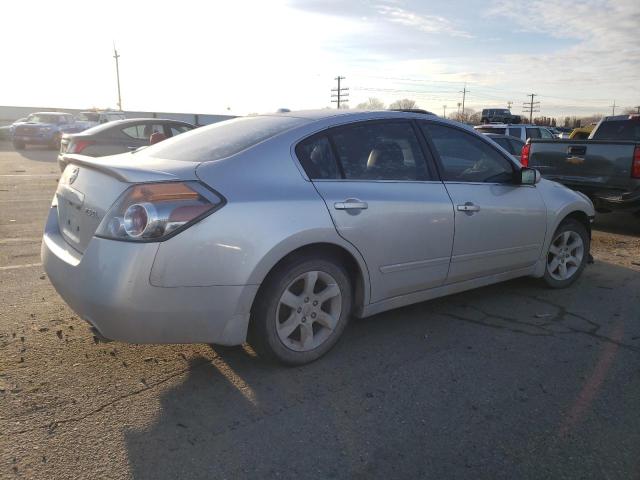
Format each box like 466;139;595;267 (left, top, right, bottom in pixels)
295;120;454;303
419;122;547;284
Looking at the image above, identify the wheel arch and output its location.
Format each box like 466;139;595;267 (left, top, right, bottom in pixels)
248;240;370;317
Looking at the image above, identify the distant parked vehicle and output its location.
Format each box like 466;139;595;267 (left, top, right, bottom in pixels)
483;133;525;161
75;111;126;130
12;112;86;150
481;109;521;124
474;124;555;142
525;114;640;214
57;118;195;171
568;124;595;140
0;118;26;140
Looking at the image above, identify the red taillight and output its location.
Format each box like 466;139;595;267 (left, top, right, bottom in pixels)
632;146;640;179
71;139;93;154
520;143;531;167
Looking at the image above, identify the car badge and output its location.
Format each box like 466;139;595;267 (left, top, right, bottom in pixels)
69;167;79;184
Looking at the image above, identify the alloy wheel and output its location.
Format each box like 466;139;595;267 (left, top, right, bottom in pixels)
275;270;342;352
547;230;584;281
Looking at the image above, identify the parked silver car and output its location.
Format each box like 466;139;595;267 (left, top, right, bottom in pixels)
42;110;595;364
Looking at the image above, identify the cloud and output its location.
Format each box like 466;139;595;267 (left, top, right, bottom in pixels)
376;5;473;38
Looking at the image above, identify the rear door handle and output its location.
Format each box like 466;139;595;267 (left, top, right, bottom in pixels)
457;202;480;212
334;199;368;210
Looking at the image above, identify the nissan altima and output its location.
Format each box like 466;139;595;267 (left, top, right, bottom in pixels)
42;110;595;365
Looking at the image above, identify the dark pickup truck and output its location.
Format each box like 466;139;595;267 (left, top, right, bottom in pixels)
523;114;640;213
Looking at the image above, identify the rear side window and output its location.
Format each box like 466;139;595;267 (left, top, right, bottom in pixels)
421;123;514;183
296;136;340;179
508;127;521;138
169;125;192;136
147;116;306;162
329;121;428;181
591;120;640;141
526;128;541;139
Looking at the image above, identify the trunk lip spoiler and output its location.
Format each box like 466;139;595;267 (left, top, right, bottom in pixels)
61;154;183;183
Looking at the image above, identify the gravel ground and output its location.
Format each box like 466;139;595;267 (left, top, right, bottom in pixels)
1;142;639;480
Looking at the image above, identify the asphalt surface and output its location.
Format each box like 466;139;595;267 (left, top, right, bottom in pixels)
1;141;639;480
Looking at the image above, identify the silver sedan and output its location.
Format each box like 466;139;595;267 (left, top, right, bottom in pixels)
42;110;595;364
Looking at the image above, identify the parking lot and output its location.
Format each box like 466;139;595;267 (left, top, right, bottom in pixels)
0;142;639;479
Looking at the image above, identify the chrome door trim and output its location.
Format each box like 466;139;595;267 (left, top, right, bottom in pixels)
380;256;451;274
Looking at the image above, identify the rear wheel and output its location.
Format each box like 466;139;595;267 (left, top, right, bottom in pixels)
13;140;25;150
543;219;589;288
49;133;61;150
248;255;352;365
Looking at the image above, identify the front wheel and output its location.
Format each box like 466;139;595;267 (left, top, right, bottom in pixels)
543;219;590;288
248;255;352;365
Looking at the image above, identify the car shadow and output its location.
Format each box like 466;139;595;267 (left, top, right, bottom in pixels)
0;140;59;162
123;260;640;479
593;211;640;237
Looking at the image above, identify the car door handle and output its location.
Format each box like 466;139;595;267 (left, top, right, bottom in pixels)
457;203;480;212
334;200;368;210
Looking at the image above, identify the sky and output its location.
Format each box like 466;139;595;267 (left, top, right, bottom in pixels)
1;0;638;118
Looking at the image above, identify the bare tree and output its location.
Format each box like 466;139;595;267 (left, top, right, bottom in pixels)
356;97;386;110
389;99;417;110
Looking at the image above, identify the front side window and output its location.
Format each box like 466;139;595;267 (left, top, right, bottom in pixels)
296;136;340;179
170;125;192;136
539;128;554;139
329;121;428;181
421;123;514;183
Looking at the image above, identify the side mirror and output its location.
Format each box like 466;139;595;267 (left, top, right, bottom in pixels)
149;132;166;145
520;167;541;185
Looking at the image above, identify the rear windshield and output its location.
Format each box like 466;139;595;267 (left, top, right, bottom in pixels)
591;120;640;141
78;112;99;122
147;116;307;162
475;127;506;134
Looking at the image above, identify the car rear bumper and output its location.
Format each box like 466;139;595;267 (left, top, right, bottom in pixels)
41;207;258;345
591;189;640;211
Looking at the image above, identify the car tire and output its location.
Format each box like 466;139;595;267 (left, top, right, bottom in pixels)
49;134;61;150
542;219;590;289
248;254;352;365
13;141;25;150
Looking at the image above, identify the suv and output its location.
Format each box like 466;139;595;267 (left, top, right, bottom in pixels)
474;124;555;142
481;109;521;124
12;112;85;150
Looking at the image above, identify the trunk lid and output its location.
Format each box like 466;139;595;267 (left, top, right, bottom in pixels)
56;153;200;253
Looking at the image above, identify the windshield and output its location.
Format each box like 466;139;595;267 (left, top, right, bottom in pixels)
147;116;308;162
26;114;63;124
77;112;100;122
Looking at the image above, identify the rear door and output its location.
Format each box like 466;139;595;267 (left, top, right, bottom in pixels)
420;122;547;283
296;120;454;302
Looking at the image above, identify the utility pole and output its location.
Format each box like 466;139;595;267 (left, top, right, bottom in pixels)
331;76;349;109
636;106;640;114
609;100;616;116
113;44;122;111
522;93;540;124
459;83;469;120
507;101;513;110
442;105;447;118
457;102;461;121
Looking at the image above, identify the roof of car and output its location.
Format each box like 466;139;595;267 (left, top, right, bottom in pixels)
95;118;194;127
268;109;438;121
31;112;72;116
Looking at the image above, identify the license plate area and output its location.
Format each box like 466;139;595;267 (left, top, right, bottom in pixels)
56;184;85;245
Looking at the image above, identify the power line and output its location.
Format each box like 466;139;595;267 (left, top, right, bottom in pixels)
331;76;349;109
522;93;540;123
113;43;122;111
